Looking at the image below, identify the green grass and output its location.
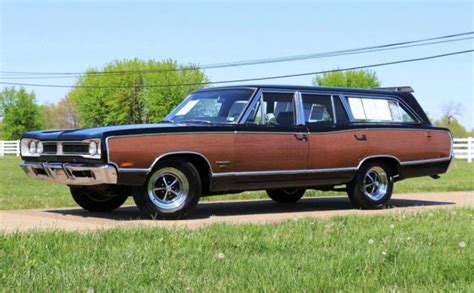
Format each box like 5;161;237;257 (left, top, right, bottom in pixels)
1;208;473;291
0;156;473;210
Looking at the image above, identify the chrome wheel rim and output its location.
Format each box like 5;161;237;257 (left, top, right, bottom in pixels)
147;167;189;212
363;166;388;201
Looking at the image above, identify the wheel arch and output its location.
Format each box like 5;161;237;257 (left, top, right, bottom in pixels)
357;155;401;178
150;151;213;194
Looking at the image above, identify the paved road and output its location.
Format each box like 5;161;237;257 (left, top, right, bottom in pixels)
1;191;473;233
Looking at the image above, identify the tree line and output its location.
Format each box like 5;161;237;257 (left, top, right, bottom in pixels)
0;60;472;139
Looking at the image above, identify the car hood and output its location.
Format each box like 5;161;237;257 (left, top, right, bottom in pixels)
21;123;234;141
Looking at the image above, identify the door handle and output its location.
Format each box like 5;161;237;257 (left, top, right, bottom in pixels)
294;133;308;142
354;134;367;141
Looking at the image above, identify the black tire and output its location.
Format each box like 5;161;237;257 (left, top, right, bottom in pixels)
70;187;128;212
347;161;394;209
266;188;305;203
133;160;201;219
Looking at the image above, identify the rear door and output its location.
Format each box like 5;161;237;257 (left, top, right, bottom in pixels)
304;93;366;181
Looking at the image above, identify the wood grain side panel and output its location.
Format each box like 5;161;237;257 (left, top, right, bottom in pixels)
233;133;308;172
366;129;451;162
308;129;451;169
107;134;235;172
308;130;367;169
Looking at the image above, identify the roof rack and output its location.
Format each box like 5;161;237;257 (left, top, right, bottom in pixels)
374;86;414;93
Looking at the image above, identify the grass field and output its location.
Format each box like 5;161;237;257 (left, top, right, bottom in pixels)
1;208;472;291
0;156;473;210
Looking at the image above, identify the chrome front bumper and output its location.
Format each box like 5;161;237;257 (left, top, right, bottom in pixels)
21;162;118;186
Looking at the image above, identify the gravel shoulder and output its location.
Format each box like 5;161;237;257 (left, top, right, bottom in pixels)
1;191;473;233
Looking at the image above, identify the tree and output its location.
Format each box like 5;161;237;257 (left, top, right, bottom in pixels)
0;87;42;139
41;96;80;129
69;59;208;127
440;102;462;125
434;116;469;138
432;102;471;137
313;70;381;88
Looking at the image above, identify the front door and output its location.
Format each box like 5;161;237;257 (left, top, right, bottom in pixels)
233;90;309;188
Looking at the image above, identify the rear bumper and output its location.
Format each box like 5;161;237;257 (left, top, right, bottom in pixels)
21;161;118;186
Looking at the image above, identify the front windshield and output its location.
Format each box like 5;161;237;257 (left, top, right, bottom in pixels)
165;89;255;123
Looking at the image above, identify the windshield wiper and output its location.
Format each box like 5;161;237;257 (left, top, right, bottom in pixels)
182;119;212;124
159;119;174;123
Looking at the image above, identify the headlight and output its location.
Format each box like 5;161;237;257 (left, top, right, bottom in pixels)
28;141;37;154
36;141;44;154
88;141;98;155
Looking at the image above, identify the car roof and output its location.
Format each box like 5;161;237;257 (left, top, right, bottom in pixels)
194;84;403;95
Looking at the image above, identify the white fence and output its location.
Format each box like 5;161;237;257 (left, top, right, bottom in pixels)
0;138;473;162
453;137;473;163
0;140;20;156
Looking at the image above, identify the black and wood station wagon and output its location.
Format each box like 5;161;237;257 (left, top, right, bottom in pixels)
21;85;453;219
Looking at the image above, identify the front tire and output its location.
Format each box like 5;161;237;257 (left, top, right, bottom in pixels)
347;162;394;209
267;188;305;203
133;160;201;219
70;187;128;212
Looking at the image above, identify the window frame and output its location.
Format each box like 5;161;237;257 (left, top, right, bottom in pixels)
240;88;304;126
166;87;258;124
299;91;338;125
339;94;422;124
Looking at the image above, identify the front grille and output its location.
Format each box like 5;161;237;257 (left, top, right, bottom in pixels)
35;141;98;158
43;143;57;154
63;143;89;154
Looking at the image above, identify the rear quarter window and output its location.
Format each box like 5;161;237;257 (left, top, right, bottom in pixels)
347;96;415;123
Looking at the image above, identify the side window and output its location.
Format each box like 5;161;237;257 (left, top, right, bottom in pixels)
302;94;334;124
226;100;247;122
347;96;415;123
246;92;295;126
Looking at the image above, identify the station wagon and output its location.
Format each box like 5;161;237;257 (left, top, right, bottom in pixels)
20;85;453;219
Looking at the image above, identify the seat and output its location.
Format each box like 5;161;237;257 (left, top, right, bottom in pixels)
276;112;294;127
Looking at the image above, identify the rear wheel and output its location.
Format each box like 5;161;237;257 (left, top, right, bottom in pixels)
133;160;201;219
347;162;393;209
267;188;305;203
70;187;128;212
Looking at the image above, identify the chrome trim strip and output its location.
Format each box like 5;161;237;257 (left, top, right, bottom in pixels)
308;127;452;135
110;151;451;178
150;151;214;173
399;157;452;166
210;155;452;178
212;167;357;178
295;91;305;126
238;88;263;123
111;151;214;174
331;95;337;124
356;155;402;169
104;127;449;140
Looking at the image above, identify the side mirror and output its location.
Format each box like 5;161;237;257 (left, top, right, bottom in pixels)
264;113;276;125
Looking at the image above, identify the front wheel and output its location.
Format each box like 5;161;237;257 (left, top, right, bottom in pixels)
133;160;201;219
267;188;305;203
347;162;394;209
70;187;128;212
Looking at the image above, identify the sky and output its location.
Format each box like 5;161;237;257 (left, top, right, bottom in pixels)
1;0;473;128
